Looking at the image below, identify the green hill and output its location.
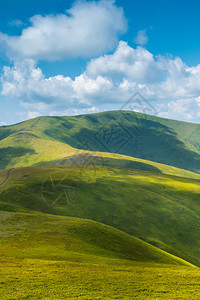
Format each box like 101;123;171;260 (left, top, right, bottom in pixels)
0;111;200;173
1;211;199;299
0;115;199;180
0;212;188;265
1;165;200;267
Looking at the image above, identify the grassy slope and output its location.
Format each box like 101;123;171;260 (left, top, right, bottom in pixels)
1;111;200;172
0;212;188;265
0;130;199;180
1;165;200;267
0;211;199;299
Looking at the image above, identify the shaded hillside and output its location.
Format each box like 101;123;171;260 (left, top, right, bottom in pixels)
0;111;200;172
0;130;199;179
1;165;200;266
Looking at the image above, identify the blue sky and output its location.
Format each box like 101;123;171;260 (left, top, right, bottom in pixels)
1;0;200;124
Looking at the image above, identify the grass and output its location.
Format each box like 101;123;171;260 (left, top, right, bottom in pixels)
0;211;199;299
1;258;200;299
0;212;189;265
1;165;200;267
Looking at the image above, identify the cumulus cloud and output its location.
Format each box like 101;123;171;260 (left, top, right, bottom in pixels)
0;58;79;115
134;29;148;46
1;41;200;121
86;41;156;83
1;0;127;60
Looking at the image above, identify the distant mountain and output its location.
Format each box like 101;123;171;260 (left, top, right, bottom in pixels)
1;111;200;173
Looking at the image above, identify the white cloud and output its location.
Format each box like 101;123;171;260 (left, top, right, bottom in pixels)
134;29;148;46
1;59;74;104
86;41;155;83
1;41;200;122
27;111;41;119
159;99;196;121
1;0;127;61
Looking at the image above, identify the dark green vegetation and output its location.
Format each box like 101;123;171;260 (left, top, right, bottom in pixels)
1;112;200;298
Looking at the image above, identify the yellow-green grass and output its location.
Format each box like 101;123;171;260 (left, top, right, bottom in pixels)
0;211;199;299
1;166;200;266
2;259;200;299
0;212;190;265
1;259;200;299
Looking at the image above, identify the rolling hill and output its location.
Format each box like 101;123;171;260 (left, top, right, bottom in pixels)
0;111;200;180
1;165;200;267
0;212;189;265
0;111;200;173
1;211;199;299
0;129;199;180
